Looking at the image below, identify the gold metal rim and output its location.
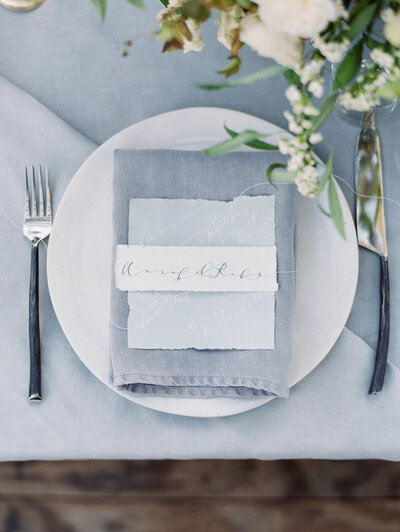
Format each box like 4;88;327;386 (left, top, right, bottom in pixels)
0;0;47;11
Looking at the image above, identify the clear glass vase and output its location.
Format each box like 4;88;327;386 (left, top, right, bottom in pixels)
329;26;398;128
330;58;398;128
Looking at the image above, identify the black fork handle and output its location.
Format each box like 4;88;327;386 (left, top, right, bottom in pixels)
29;244;41;401
369;255;390;394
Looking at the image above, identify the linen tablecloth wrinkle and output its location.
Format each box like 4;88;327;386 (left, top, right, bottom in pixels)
110;150;296;397
0;0;400;460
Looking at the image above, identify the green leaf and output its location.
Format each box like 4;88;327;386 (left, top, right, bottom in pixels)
203;130;267;157
346;2;378;40
218;57;242;78
328;177;346;238
267;163;285;188
91;0;107;22
333;40;363;90
266;164;296;187
365;35;382;50
196;65;285;91
349;0;372;18
235;0;252;7
310;92;338;132
270;171;296;182
284;69;302;88
379;79;400;99
159;0;169;6
126;0;145;8
181;0;210;22
318;203;331;217
224;125;278;150
317;147;333;193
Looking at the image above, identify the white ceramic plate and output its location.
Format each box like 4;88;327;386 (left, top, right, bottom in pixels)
47;107;358;418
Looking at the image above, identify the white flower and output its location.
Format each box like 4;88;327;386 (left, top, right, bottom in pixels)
370;48;394;70
156;0;183;20
381;7;395;23
303;104;319;116
285;85;302;103
371;73;388;89
309;132;323;144
293;103;304;114
385;10;400;47
292;137;308;150
298;58;324;84
295;164;320;197
279;138;290;155
308;80;324;98
297;165;319;182
334;0;349;19
183;19;204;53
288;153;305;171
296;179;319;197
240;15;304;68
339;90;379;112
288;121;303;134
256;0;339;39
284;110;294;122
157;0;203;53
312;35;349;62
217;5;242;50
301;119;312;129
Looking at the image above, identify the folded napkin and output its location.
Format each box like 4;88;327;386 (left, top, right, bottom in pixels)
110;150;296;397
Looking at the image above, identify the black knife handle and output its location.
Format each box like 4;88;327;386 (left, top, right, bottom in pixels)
369;255;390;395
29;244;42;401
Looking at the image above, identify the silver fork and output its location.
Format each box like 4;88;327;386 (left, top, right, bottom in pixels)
23;166;52;401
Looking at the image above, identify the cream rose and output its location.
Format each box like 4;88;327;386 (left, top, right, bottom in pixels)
256;0;338;39
385;10;400;47
240;15;303;68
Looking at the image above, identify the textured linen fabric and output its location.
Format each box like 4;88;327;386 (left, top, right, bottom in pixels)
110;150;296;397
0;0;400;460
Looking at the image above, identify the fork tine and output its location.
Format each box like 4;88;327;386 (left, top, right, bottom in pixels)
38;166;44;217
31;166;37;217
25;166;31;219
45;166;52;218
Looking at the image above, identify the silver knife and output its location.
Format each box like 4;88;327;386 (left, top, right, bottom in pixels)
355;108;389;394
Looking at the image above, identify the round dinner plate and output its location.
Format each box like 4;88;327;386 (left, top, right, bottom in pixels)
0;0;47;11
47;107;358;418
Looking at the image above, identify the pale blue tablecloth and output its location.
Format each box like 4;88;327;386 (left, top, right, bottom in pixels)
0;0;399;460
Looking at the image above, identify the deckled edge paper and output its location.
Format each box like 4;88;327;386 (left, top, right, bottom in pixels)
121;194;278;350
115;245;278;293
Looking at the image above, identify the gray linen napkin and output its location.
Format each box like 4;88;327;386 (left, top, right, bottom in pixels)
110;150;296;397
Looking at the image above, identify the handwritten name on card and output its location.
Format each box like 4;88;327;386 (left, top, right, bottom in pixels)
115;245;278;293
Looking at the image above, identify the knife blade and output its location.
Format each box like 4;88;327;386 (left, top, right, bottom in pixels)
355;108;390;394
